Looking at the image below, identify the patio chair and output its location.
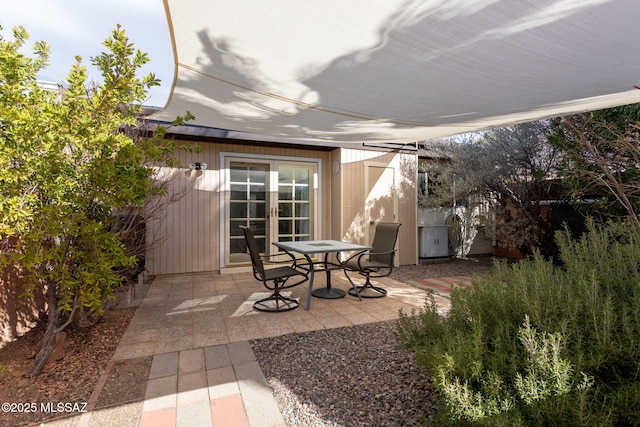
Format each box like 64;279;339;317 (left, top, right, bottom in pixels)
240;226;308;312
341;222;401;299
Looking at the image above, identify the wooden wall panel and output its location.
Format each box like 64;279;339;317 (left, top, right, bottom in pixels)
147;141;220;275
146;141;421;275
340;149;367;245
147;141;331;275
329;150;342;241
339;148;418;265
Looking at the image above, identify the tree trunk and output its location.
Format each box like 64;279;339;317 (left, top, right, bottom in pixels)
30;284;59;377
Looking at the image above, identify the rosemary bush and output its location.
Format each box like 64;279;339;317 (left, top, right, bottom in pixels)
396;220;640;425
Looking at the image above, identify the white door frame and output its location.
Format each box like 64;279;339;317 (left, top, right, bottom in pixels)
219;152;322;268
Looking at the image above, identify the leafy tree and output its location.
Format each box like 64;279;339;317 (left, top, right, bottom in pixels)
419;137;477;209
418;137;485;258
550;105;640;229
480;122;562;255
0;25;192;376
421;121;563;256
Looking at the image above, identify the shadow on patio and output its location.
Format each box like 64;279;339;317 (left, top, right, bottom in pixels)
113;271;437;360
75;272;450;427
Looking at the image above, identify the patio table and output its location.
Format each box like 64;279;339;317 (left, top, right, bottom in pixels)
272;240;372;310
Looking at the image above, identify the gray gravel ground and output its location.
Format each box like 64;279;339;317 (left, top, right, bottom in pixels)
251;257;495;427
389;256;494;283
251;321;438;427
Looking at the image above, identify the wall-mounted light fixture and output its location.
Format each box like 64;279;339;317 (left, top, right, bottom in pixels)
188;162;208;171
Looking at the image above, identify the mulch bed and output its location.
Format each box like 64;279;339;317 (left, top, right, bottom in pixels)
0;307;137;426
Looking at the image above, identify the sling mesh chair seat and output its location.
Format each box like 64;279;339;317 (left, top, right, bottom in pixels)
240;225;308;312
341;223;401;299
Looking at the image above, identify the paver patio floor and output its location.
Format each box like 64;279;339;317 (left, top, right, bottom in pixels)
71;270;461;427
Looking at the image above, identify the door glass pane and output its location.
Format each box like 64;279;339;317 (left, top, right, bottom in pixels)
230;220;246;236
249;219;267;236
229;163;268;259
230;168;245;182
226;160;316;265
278;165;312;242
250;185;265;200
295;203;309;217
230;202;247;218
295;186;309;201
249;167;266;183
278;168;293;183
230;184;247;201
295;168;309;184
279;202;292;217
279;219;292;235
295;219;309;234
249;202;265;218
230;238;247;255
278;186;292;200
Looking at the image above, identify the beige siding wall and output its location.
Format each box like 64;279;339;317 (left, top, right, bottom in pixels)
146;141;418;275
146;140;332;275
329;151;343;241
339;148;418;265
145;141;218;275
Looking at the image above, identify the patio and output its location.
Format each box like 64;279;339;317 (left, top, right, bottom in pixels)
96;270;453;427
113;270;444;360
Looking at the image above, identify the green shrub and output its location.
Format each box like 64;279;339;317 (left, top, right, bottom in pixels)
396;220;640;425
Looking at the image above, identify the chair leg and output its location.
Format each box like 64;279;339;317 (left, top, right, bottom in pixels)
343;270;362;301
346;274;387;298
254;280;300;312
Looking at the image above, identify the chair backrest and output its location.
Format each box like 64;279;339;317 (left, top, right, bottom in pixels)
239;226;266;279
370;222;401;265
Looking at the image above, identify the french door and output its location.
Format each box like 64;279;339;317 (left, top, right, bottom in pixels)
225;157;317;266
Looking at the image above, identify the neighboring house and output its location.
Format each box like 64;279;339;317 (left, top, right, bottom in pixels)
417;149;494;259
145;125;418;275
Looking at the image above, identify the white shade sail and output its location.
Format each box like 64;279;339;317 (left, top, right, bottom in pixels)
152;0;640;143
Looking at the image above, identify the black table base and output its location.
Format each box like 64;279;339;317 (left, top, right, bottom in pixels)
312;288;346;299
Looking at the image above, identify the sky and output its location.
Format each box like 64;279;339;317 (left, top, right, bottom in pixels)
1;0;173;107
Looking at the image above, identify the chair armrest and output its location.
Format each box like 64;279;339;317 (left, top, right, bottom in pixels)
368;248;397;256
351;248;397;269
338;249;369;265
261;250;305;268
